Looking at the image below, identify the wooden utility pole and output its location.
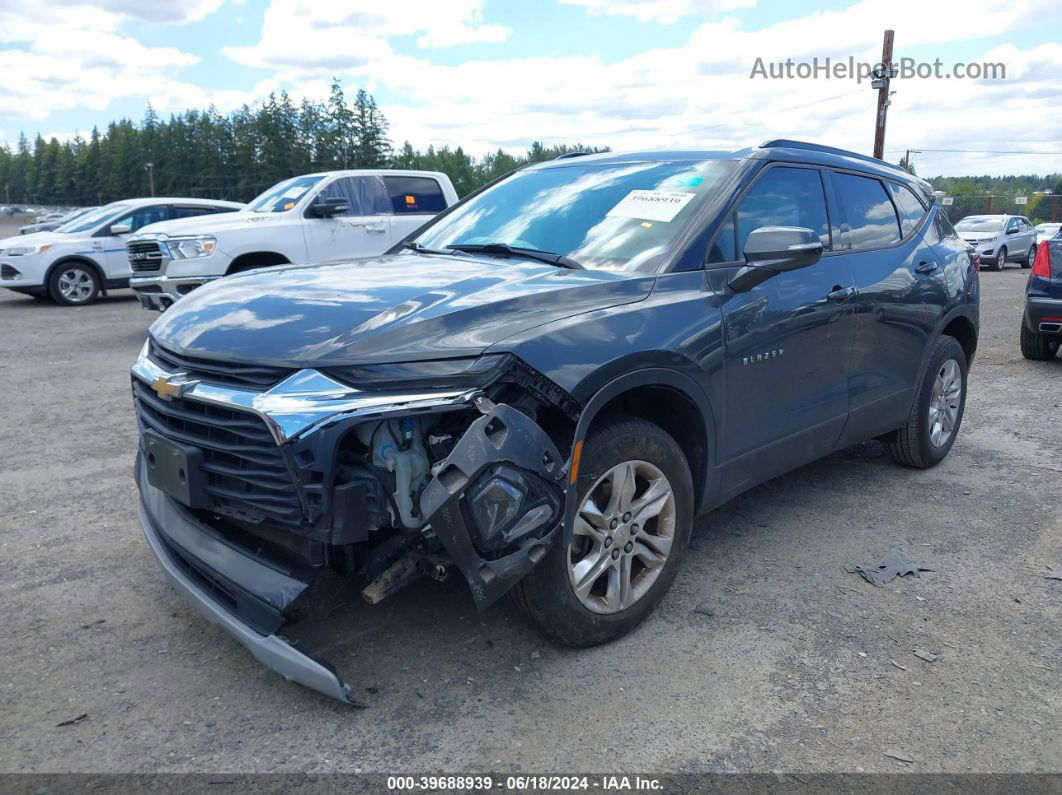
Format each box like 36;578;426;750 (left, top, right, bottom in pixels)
872;29;895;160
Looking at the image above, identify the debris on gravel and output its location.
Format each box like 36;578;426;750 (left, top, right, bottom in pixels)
913;650;938;663
855;548;933;587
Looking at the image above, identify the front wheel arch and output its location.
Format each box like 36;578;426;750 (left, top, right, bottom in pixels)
562;367;716;548
226;251;291;275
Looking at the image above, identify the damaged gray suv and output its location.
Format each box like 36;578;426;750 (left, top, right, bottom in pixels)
132;141;979;702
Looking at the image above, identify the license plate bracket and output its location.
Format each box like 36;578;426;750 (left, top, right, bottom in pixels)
142;431;206;509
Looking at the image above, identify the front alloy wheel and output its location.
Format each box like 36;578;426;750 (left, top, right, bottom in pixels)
509;415;693;646
994;248;1007;271
568;460;676;614
49;263;100;305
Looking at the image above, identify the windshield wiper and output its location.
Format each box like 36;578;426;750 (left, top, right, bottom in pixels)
446;242;584;270
401;240;452;256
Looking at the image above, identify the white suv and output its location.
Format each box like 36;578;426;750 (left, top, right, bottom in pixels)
0;198;243;305
128;169;458;310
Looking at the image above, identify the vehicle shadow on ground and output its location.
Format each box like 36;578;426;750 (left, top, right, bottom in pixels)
280;439;897;710
0;293;141;311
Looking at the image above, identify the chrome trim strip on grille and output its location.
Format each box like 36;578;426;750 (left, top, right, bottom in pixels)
131;341;475;444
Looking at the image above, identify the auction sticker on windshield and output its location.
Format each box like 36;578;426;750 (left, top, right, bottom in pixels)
606;189;695;222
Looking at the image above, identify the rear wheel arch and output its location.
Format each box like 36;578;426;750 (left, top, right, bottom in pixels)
226;251;291;275
940;313;978;365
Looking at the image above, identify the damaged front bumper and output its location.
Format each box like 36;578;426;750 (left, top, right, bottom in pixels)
136;455;357;704
132;347;573;703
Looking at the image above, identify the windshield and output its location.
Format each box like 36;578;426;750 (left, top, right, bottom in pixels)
56;204;131;234
415;159;738;271
955;217;1004;233
246;175;325;213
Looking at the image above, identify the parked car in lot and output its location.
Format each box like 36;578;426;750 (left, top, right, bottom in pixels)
1034;222;1061;244
19;206;98;235
955;214;1038;271
127;169;458;310
1021;236;1062;360
131;141;978;702
0;198;243;305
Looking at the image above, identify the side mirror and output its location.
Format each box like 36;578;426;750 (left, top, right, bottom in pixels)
1006;227;1019;235
309;197;349;218
109;221;132;235
728;226;823;292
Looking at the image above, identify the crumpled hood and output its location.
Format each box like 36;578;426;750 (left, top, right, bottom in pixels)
150;252;654;366
133;209;254;239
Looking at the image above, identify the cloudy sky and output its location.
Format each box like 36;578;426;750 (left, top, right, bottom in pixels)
1;0;1060;176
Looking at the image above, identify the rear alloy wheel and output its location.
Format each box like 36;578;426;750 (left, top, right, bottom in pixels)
48;262;100;305
1020;323;1060;360
887;335;968;468
993;248;1007;271
1021;245;1036;269
509;415;693;646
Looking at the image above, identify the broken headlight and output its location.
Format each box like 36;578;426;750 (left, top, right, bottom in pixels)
325;354;509;391
467;464;562;553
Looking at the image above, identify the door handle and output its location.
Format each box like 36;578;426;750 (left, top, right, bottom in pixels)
825;285;857;302
364;224;387;233
915;260;939;274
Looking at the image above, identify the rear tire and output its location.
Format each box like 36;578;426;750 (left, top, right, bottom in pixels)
509;415;693;647
887;335;967;469
1020;323;1059;360
1021;245;1036;269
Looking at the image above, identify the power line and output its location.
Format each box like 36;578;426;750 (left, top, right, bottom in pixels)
886;148;1062;156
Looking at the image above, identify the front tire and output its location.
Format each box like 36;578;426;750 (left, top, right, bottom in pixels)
887;335;968;469
1020;323;1060;360
48;262;100;306
993;248;1007;271
510;415;693;646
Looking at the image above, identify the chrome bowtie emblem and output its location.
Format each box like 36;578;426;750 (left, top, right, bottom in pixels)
150;373;198;401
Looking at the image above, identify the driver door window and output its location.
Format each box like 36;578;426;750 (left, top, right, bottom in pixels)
303;177;394;262
736;167;831;255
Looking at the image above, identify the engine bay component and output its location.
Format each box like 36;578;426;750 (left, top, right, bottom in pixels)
356;417;434;528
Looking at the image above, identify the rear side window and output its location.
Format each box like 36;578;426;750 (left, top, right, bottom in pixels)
382;176;447;214
886;183;927;237
834;173;901;250
734;166;830;257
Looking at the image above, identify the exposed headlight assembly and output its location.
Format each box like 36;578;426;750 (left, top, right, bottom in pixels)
163;235;217;260
325;354;509;391
6;242;52;257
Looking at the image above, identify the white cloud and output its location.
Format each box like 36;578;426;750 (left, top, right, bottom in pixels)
0;1;209;121
223;0;508;69
559;0;755;24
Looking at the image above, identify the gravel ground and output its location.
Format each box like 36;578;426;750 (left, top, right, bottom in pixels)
0;224;1059;774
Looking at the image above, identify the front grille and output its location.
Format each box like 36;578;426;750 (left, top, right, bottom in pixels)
149;340;295;390
133;377;303;528
128;240;164;272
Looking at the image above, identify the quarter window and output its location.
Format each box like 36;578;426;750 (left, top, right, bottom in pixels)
834;173;901;250
735;167;830;258
382;176;447;214
886;182;927;237
707;216;736;263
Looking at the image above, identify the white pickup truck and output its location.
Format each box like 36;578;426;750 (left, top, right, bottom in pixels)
128;169;459;310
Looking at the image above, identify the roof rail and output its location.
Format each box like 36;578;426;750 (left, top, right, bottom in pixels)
554;151;593;160
759;139;893;168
